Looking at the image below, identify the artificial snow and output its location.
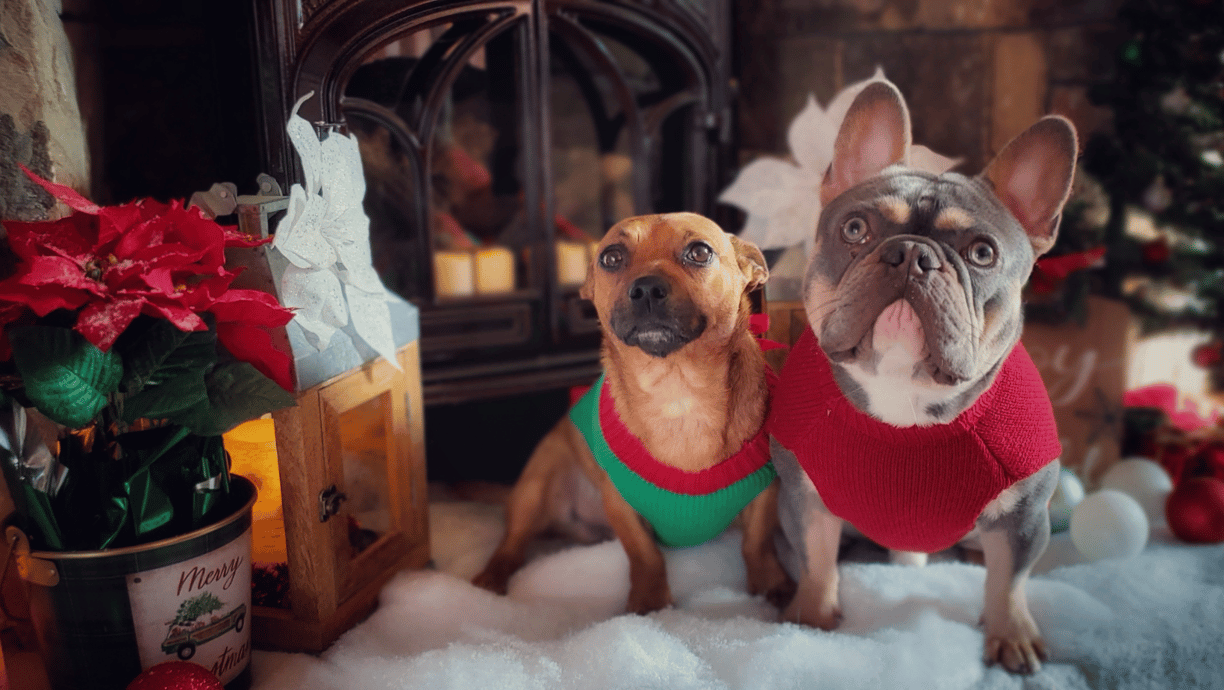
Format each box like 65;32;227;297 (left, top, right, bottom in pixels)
251;499;1224;690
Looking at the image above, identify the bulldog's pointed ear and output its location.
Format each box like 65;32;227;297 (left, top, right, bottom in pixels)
729;233;769;292
821;81;911;206
982;116;1078;258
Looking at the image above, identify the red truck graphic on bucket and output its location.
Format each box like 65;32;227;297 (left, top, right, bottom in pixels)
161;603;247;660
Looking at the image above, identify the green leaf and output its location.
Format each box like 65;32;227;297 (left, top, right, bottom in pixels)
117;318;217;396
121;369;210;423
173;362;295;436
9;326;123;428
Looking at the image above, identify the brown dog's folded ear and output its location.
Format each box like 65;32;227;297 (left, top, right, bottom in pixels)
730;233;769;292
821;81;912;206
982;116;1078;258
579;255;595;301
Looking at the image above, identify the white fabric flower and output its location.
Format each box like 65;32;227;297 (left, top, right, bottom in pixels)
273;92;401;369
720;69;959;256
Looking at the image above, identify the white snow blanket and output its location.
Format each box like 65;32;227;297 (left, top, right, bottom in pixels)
251;499;1224;690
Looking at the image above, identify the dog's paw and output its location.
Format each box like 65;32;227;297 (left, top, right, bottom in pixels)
746;556;796;609
782;600;842;629
780;576;843;629
762;576;798;611
782;601;842;630
982;608;1048;674
626;584;673;615
471;556;519;595
984;633;1048;675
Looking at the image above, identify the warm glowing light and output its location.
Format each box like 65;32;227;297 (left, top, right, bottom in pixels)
224;417;287;563
556;241;589;286
434;250;475;297
475;246;515;293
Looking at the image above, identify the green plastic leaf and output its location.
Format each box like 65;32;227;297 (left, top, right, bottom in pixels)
173;362;295;436
121;369;210;423
9;326;123;428
117;318;217;396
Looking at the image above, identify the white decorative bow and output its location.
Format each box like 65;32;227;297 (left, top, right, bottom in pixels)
273;92;401;369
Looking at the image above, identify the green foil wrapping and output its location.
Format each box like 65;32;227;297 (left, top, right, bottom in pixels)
0;400;232;551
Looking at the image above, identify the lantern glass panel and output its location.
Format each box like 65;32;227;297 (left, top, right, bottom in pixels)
338;394;393;553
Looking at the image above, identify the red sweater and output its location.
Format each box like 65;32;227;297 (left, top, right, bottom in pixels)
769;330;1061;553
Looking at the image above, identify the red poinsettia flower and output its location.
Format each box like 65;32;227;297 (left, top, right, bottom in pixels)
0;167;296;390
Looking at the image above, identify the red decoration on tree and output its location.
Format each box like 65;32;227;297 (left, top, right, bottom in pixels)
1192;341;1222;368
1029;246;1108;294
1165;476;1224;543
1141;237;1171;265
126;661;224;690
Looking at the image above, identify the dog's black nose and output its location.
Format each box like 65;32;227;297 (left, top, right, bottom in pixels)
628;275;670;312
882;240;941;274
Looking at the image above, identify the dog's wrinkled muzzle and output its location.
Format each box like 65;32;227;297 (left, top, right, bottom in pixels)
611;275;707;358
821;236;977;383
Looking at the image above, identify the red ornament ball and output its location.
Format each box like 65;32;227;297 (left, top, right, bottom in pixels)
1165;476;1224;544
1191;341;1222;368
127;661;224;690
1141;238;1171;264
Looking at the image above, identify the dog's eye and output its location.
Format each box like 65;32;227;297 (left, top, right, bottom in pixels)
683;242;715;266
599;245;626;271
964;240;997;267
840;217;869;244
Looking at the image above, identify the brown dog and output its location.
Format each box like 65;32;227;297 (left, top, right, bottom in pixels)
472;212;792;613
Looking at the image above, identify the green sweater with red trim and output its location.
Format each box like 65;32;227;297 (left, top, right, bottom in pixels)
569;374;776;548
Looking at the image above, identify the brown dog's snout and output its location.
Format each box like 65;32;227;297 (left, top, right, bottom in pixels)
628;275;670;314
881;239;942;275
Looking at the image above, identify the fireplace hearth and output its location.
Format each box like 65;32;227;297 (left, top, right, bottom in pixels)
253;0;735;406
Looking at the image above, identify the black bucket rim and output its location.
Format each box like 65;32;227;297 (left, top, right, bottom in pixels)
23;474;258;561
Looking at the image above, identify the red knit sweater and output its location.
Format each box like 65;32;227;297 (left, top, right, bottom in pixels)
769;330;1061;553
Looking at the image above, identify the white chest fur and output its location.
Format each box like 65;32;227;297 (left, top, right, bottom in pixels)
843;299;971;428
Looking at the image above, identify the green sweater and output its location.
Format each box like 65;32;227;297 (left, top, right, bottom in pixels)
569;374;776;548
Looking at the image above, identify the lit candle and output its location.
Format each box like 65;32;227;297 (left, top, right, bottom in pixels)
434;250;475;297
475;246;515;294
556;241;589;286
224;418;287;564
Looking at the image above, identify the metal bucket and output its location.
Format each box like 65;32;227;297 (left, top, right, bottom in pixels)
9;475;256;690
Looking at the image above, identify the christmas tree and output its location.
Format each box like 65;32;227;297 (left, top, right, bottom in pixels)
1073;0;1224;392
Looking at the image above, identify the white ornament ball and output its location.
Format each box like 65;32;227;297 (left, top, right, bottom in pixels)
1049;468;1086;532
1100;457;1174;526
1070;490;1149;562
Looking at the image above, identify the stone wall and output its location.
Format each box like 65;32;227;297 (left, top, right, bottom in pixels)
0;0;89;221
734;0;1122;173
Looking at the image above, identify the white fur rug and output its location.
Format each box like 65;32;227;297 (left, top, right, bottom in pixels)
250;497;1224;690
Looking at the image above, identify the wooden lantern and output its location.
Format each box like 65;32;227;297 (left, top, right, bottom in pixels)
212;186;430;653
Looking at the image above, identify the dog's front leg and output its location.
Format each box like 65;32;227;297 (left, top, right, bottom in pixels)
772;438;844;629
977;462;1060;674
472;422;572;594
595;473;672;614
739;479;795;608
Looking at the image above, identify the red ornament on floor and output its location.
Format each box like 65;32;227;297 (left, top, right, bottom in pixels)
126;661;224;690
1165;476;1224;544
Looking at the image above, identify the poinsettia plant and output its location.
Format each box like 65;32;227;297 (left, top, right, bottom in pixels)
0;167;296;551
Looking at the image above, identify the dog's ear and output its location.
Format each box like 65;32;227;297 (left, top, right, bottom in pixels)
729;233;769;292
821;81;911;206
982;116;1078;258
579;256;595;301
